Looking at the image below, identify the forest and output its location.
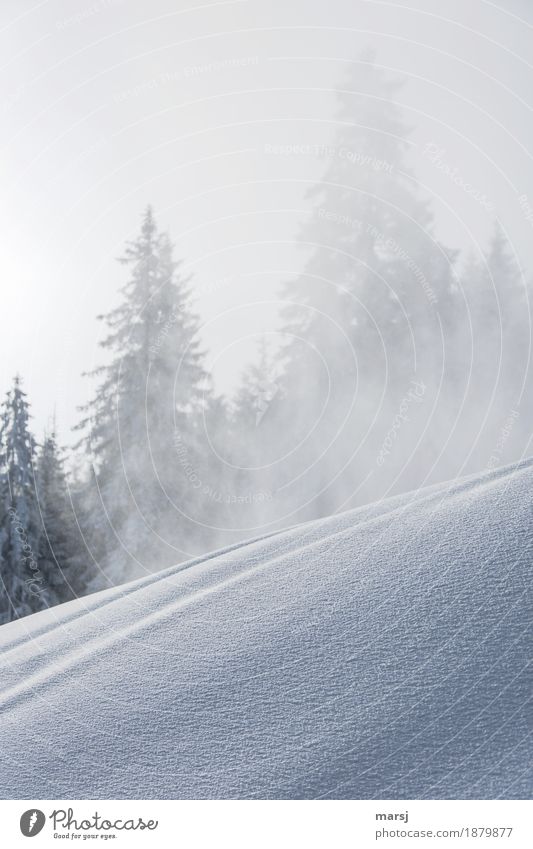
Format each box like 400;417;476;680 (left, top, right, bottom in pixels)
1;61;531;624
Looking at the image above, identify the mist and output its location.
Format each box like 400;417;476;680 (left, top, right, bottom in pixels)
1;0;532;599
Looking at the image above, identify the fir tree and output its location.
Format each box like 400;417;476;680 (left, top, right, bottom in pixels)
228;339;281;525
233;338;281;433
76;207;213;586
35;429;87;604
0;377;47;623
277;56;458;515
449;226;532;471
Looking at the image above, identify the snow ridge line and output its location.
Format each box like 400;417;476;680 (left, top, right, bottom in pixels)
1;457;531;713
3;453;528;657
0;541;317;712
0;460;533;706
0;501;434;711
0;524;292;656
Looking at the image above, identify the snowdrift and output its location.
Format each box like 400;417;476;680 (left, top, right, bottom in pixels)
0;460;531;799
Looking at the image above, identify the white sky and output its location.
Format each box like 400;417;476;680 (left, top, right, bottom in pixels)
1;0;533;440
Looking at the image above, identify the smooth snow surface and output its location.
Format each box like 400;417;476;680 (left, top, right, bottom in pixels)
0;460;531;799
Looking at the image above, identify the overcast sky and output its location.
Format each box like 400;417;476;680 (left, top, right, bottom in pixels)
1;0;533;440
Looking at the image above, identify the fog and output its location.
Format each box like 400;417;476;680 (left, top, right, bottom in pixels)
1;0;532;590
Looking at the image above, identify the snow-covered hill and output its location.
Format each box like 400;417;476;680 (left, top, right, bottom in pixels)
0;460;531;799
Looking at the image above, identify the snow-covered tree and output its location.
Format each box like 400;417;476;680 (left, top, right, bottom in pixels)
0;377;48;623
276;56;458;515
76;206;215;586
226;339;282;524
35;429;87;604
446;225;533;472
233;338;281;434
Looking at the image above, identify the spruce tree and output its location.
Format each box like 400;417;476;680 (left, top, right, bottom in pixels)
228;339;281;526
0;377;47;623
35;429;87;604
452;226;532;471
233;338;281;434
277;56;458;515
76;206;213;586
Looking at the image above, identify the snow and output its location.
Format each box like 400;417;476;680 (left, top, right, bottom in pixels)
0;459;531;799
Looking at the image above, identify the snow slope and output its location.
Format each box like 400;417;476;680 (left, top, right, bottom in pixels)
0;460;531;799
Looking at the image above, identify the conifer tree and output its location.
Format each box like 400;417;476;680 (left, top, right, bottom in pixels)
36;429;87;604
450;226;532;471
228;339;281;525
277;56;458;515
233;338;281;434
0;377;47;623
76;207;213;586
